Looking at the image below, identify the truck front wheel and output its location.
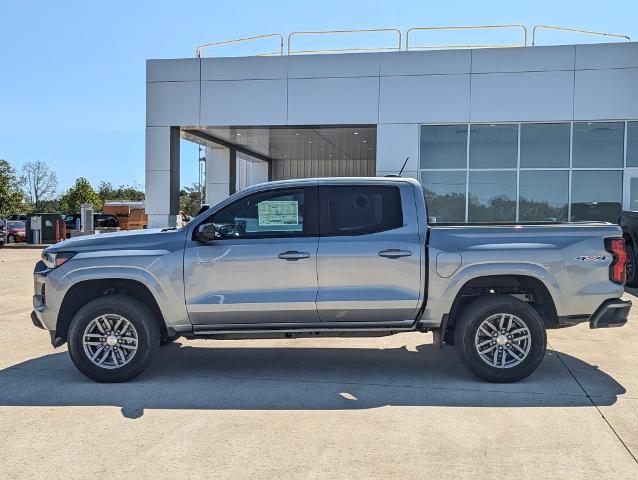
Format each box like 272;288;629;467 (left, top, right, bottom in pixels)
453;295;547;383
67;295;160;382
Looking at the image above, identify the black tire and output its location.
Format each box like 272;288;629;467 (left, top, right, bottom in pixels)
453;295;547;383
67;295;160;382
626;243;637;287
7;234;15;244
160;334;180;346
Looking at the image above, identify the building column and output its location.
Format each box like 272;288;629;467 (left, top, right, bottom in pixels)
205;146;237;205
145;126;180;228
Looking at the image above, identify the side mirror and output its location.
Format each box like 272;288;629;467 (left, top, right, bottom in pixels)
196;222;217;242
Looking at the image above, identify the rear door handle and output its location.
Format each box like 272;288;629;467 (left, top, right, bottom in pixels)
278;251;311;261
378;249;412;259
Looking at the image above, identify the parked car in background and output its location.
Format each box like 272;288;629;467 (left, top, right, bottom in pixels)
0;222;5;248
63;213;119;232
5;220;26;243
620;211;638;287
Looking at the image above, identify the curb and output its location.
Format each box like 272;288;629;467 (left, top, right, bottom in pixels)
1;244;49;250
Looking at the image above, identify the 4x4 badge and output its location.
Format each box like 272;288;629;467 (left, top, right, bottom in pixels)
575;255;606;262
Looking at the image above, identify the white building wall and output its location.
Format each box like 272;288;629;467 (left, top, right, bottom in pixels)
146;42;638;226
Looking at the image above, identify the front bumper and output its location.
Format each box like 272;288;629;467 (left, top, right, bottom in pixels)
589;298;631;329
30;310;45;329
31;262;62;335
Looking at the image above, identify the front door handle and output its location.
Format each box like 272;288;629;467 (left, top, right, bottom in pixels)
378;249;412;259
278;251;311;261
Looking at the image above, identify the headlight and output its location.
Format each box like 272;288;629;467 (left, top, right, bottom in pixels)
42;251;76;269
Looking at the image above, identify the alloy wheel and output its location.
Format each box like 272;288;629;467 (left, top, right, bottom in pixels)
82;314;139;369
474;313;532;368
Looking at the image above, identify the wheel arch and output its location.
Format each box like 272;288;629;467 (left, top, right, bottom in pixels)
55;278;168;346
442;274;558;345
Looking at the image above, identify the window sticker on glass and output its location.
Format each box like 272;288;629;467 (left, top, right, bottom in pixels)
258;201;299;226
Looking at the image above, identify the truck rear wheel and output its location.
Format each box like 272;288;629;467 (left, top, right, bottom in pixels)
453;295;547;383
67;295;160;382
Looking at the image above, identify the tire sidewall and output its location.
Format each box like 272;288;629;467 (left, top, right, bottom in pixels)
67;295;160;382
455;296;547;383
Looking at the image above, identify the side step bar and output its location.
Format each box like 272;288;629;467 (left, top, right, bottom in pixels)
186;326;419;340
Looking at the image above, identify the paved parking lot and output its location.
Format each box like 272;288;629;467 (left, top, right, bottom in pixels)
1;248;637;479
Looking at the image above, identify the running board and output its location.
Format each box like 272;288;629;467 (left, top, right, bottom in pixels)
186;326;418;340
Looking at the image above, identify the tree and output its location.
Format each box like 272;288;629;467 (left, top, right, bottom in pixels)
20;160;58;211
97;181;144;204
0;159;25;217
59;178;102;213
179;183;204;217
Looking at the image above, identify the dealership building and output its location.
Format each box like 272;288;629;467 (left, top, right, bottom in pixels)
145;27;638;227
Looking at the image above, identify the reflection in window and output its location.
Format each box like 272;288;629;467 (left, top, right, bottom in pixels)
470;124;518;169
212;189;305;237
573;122;624;168
570;170;623;222
519;171;568;221
520;123;570;168
420;171;466;222
627;122;638;167
325;185;403;235
468;171;516;222
419;121;629;223
420;125;468;169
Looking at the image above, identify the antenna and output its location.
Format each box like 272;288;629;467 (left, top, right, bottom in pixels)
398;156;410;176
384;157;411;178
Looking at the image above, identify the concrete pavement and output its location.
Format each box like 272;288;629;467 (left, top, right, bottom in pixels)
1;249;637;479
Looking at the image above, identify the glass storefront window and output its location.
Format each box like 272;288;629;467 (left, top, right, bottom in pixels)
519;170;568;221
468;171;516;222
420;125;467;169
570;170;623;222
469;124;518;169
572;122;624;168
627;122;638;167
420;122;628;223
520;123;570;168
420;171;466;222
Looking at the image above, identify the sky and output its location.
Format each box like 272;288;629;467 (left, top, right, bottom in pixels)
1;0;637;193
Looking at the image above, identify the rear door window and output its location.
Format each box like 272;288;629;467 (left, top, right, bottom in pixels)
321;185;403;236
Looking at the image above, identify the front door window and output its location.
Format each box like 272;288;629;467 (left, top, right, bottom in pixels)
211;189;306;238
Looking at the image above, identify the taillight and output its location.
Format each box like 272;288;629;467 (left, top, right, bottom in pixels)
605;238;627;284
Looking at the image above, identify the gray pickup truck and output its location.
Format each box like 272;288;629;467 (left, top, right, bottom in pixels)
31;177;630;383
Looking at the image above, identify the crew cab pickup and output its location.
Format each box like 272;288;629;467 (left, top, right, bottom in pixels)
31;177;631;383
